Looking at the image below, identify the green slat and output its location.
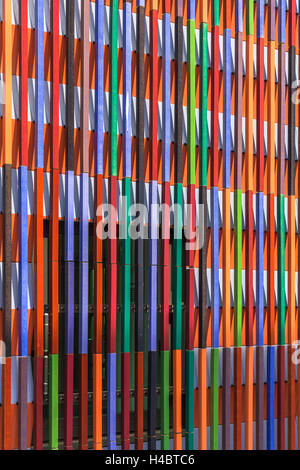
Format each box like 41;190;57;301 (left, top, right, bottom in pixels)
212;0;219;27
122;177;131;265
173;183;183;266
160;350;170;449
110;0;118;176
187;19;195;186
173;183;182;351
185;349;194;449
246;0;254;36
49;353;59;450
121;264;131;352
172;265;182;350
234;189;242;346
121;177;131;353
199;23;208;186
210;348;219;449
278;194;285;344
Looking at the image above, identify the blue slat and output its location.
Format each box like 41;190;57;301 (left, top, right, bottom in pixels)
235;0;243;33
79;173;89;263
187;0;195;20
18;166;28;357
79;172;89;354
79;262;89;354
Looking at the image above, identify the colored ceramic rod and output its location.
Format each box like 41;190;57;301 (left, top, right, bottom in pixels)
161;0;171;450
277;0;286;451
198;0;208;451
2;0;12;451
210;0;219;451
107;0;118;450
256;0;264;450
148;0;158;451
298;1;300;452
245;0;254;451
186;0;195;450
49;0;60;450
78;0;90;451
266;0;275;450
234;0;243;450
222;0;231;451
93;0;104;450
173;0;183;450
135;0;145;450
34;0;44;450
298;0;300;451
5;0;300;451
18;0;29;451
64;0;75;450
288;0;296;450
121;0;132;450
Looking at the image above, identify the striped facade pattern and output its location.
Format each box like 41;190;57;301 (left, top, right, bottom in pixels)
0;0;300;450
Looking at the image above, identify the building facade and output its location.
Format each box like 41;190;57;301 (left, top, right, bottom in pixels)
0;0;299;450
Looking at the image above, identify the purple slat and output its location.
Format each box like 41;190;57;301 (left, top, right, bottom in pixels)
148;265;157;352
149;180;158;265
65;261;74;354
107;353;117;449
